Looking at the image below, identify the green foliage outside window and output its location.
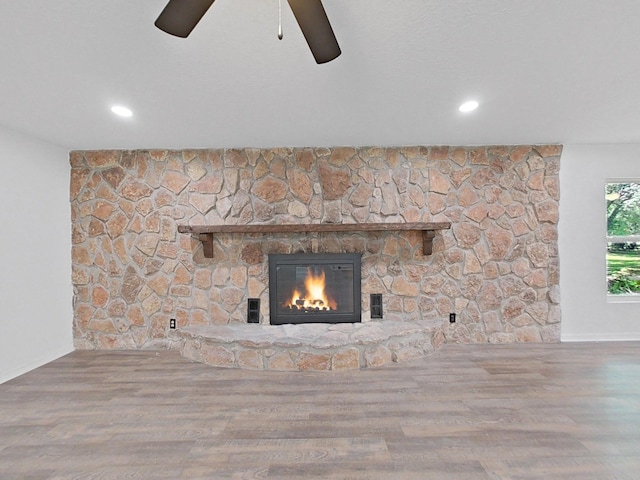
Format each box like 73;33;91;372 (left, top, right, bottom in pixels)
607;183;640;235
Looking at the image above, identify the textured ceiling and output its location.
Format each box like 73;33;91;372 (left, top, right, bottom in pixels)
1;0;639;150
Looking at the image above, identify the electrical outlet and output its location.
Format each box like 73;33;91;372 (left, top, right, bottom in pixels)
169;318;176;329
449;313;456;323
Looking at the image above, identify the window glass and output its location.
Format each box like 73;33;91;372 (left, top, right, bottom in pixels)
607;182;640;295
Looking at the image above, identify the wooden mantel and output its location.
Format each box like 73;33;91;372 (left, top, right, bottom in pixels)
178;222;452;258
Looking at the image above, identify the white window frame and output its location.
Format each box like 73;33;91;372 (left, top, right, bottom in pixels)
606;179;640;303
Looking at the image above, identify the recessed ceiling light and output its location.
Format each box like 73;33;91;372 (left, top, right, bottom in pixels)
459;100;479;113
110;105;133;117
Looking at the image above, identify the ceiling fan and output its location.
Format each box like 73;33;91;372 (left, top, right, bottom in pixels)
154;0;341;64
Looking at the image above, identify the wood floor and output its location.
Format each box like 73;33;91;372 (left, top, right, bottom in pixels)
1;343;639;479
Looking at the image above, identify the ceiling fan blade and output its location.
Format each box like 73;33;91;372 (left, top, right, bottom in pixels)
155;0;216;38
287;0;341;64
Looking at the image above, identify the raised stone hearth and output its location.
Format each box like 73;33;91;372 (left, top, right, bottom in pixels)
173;318;446;371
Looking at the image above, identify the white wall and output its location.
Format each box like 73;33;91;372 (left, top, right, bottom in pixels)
0;125;73;383
560;144;640;341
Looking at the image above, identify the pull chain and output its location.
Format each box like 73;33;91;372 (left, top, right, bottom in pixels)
278;0;283;40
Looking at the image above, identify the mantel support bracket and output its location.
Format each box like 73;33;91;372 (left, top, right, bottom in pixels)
198;233;214;258
422;230;436;255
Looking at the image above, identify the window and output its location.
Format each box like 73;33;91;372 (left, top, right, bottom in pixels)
607;181;640;298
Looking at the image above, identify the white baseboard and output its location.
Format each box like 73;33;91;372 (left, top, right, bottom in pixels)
0;346;74;384
561;333;640;342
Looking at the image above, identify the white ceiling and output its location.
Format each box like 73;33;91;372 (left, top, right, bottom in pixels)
1;0;639;150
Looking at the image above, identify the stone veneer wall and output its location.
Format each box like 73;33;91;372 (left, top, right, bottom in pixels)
70;146;561;350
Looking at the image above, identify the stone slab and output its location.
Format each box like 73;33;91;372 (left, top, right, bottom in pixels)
172;319;446;371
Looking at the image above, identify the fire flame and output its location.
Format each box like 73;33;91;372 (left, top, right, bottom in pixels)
283;268;337;311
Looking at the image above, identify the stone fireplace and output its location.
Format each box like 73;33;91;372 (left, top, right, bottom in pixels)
268;253;361;325
70;145;562;365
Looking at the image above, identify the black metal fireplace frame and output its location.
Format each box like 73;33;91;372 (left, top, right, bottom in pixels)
268;253;362;325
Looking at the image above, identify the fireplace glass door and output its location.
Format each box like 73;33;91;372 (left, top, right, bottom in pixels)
268;253;361;325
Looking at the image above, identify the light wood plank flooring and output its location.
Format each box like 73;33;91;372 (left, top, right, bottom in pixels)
1;342;639;479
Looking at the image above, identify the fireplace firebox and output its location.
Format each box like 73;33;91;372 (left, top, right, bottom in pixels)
268;253;361;325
